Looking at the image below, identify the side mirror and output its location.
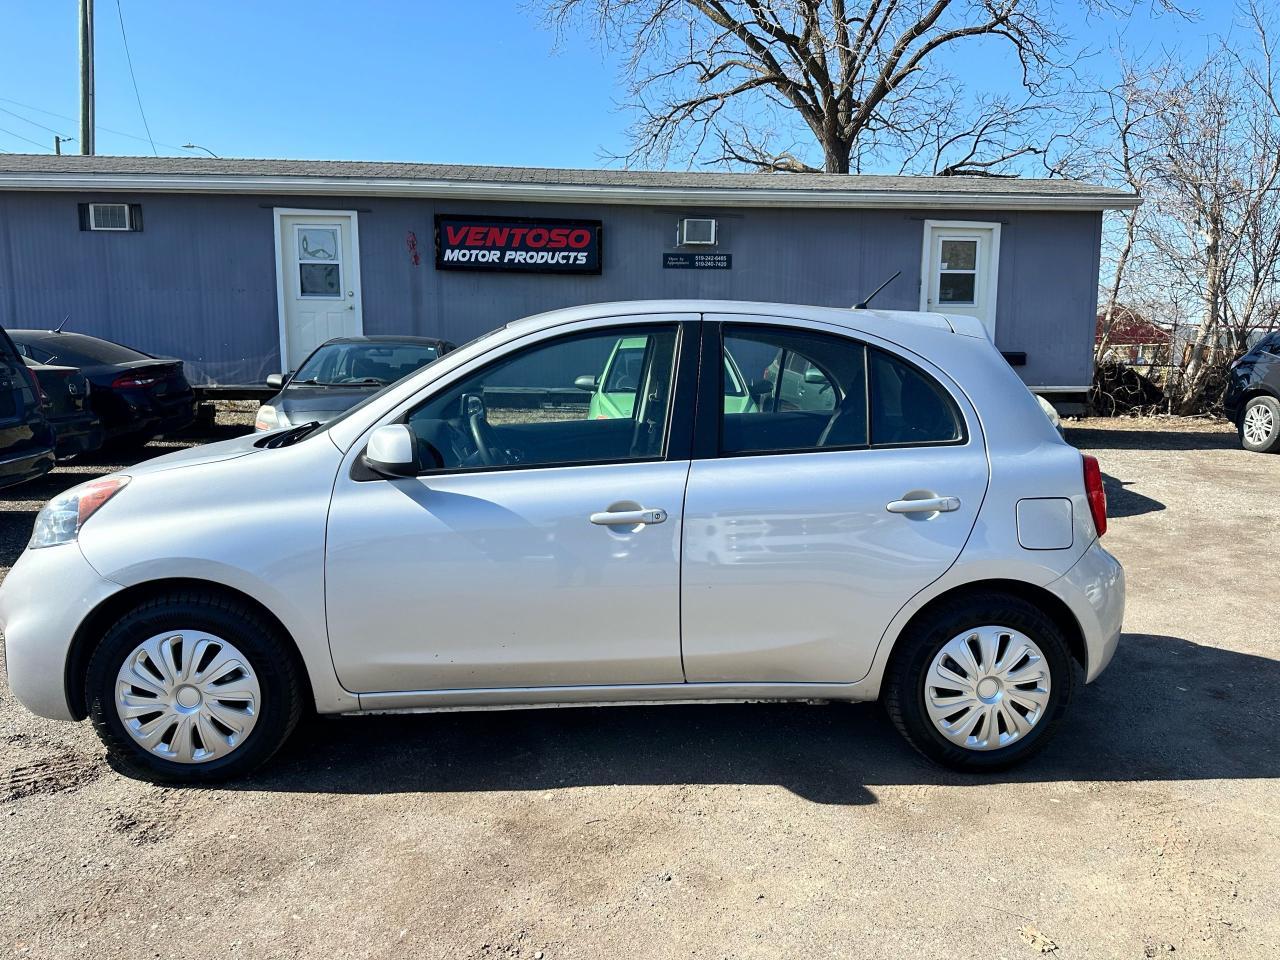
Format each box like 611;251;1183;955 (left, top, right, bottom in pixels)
266;372;288;389
748;380;773;401
574;374;599;392
361;424;421;478
803;367;826;385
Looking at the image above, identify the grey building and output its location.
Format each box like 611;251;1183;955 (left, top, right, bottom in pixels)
0;156;1136;404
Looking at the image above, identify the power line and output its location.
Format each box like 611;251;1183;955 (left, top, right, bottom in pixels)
0;126;55;152
113;0;156;156
0;104;73;138
0;97;187;153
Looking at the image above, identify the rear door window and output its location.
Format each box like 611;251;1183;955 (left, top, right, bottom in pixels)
717;324;965;456
720;326;866;455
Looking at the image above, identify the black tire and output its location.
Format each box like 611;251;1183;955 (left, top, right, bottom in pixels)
1239;395;1280;453
85;590;304;784
883;592;1076;772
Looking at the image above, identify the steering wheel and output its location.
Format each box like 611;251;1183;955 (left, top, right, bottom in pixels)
468;412;505;466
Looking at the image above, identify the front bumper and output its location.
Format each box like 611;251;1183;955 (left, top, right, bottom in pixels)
1046;539;1125;682
0;542;121;721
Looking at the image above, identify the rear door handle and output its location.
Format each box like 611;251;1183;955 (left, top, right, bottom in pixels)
887;496;960;514
590;508;668;526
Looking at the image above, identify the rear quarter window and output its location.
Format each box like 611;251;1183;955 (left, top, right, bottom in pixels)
868;349;964;446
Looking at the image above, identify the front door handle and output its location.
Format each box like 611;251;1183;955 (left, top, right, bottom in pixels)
590;507;668;526
887;496;960;514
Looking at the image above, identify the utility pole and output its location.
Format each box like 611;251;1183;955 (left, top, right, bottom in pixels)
54;135;74;155
78;0;95;155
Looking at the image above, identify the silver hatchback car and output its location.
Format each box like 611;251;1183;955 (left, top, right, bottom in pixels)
0;302;1123;782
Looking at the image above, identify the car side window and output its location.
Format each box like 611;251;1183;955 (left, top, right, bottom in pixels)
405;325;679;471
721;326;866;455
868;348;963;445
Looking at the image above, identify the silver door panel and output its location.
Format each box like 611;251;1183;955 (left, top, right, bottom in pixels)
326;460;689;692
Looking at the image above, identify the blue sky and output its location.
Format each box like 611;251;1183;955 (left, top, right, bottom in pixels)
0;1;1236;169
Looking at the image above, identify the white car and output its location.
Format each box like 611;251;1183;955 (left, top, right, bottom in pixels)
0;301;1123;782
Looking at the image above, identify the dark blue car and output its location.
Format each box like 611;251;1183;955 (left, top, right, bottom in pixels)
0;325;55;489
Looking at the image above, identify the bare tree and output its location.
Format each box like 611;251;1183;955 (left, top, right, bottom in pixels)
1085;1;1280;414
538;0;1184;174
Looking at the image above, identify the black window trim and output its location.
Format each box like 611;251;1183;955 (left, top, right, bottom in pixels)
692;319;970;461
356;318;699;480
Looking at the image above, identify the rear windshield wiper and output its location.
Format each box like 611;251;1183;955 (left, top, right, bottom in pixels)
257;421;321;448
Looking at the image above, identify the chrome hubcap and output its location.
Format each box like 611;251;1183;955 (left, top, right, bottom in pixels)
924;626;1051;752
114;631;261;764
1243;403;1275;445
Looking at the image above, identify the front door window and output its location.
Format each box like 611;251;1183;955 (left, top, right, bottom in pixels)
406;326;679;471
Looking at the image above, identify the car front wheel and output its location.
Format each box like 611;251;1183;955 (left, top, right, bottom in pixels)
884;593;1075;771
1240;395;1280;453
85;590;304;783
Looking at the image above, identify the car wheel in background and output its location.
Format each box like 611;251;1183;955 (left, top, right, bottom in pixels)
1239;395;1280;453
85;590;304;783
884;593;1075;771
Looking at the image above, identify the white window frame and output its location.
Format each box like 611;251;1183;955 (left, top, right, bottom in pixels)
294;222;345;300
88;202;132;231
918;219;1002;338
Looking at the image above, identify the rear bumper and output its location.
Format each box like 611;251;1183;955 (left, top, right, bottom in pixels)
1046;539;1125;682
49;412;105;459
0;542;121;721
0;445;55;489
99;393;197;440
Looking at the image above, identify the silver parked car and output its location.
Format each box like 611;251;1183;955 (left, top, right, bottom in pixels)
0;301;1123;783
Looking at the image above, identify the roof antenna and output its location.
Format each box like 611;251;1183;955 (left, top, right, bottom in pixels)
854;271;901;310
53;314;71;333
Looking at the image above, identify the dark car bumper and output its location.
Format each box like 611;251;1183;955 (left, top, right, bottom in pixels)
48;411;105;459
0;445;55;490
102;393;197;442
1222;373;1250;423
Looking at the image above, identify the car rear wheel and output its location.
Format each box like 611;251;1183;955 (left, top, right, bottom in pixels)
85;590;304;783
1239;396;1280;453
884;593;1075;771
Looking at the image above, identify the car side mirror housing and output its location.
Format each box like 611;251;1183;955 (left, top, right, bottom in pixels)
361;424;421;478
574;374;599;392
803;367;826;384
266;372;288;389
748;380;773;401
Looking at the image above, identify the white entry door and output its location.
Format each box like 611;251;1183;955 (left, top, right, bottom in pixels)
920;221;1001;338
275;210;363;370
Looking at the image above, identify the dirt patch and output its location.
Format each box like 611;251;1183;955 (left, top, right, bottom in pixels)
2;741;99;803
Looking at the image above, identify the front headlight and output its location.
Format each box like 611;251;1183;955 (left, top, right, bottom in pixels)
254;404;288;432
30;476;130;549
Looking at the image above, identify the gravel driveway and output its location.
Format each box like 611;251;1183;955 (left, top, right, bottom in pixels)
1;416;1276;959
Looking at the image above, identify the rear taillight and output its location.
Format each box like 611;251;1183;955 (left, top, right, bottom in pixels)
22;366;47;407
1082;454;1107;538
111;373;159;389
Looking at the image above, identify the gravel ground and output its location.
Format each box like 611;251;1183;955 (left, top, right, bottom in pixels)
2;414;1278;959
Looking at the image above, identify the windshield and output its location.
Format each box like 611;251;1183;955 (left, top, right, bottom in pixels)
293;341;439;386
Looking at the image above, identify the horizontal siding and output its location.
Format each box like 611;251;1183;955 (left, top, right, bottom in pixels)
0;191;1101;387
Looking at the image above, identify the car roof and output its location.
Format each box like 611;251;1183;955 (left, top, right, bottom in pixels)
503;300;989;341
319;335;450;346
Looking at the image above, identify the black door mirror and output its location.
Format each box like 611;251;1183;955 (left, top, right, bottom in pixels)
266;372;290;390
